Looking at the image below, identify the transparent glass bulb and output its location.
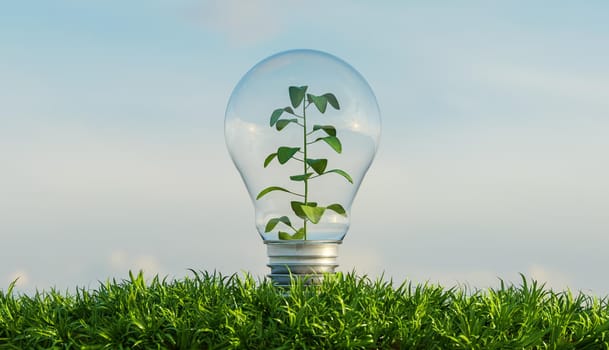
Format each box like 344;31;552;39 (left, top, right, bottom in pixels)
225;49;380;241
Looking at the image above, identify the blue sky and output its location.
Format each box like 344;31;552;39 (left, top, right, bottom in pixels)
2;1;608;294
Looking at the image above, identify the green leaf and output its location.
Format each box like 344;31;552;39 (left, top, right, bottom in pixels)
325;169;353;183
306;158;328;175
301;204;326;224
265;216;292;232
256;186;290;200
313;125;336;136
291;201;317;219
308;93;328;113
289;86;307;108
264;153;277;167
270;109;283;126
270;107;295;126
278;228;304;240
323;93;340;110
290;173;313;181
277;147;300;164
291;201;306;219
292;228;305;240
326;203;347;217
276;119;298;131
315;136;342;153
278;231;292;240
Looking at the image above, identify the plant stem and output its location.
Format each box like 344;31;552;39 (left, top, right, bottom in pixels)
303;100;308;240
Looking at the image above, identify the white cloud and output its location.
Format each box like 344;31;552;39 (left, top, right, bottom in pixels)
340;246;384;276
527;264;572;292
412;268;502;290
475;63;609;109
0;125;229;203
195;0;293;45
108;250;165;276
6;269;30;289
134;255;162;274
109;251;128;269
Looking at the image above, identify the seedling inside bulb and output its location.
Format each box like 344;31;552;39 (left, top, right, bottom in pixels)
256;86;353;240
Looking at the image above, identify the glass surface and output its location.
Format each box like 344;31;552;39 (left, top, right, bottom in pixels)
225;49;381;241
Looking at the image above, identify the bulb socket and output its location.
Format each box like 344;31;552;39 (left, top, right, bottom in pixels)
264;240;341;287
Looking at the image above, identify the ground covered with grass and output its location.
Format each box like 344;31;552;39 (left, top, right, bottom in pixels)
1;271;609;349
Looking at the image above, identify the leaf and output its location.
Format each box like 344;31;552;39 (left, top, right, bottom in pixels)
277;147;300;164
270;107;295;126
306;158;328;175
325;169;353;183
315;136;342;153
276;119;298;131
323;93;340;110
291;201;317;219
265;216;292;232
256;186;291;200
301;204;325;224
291;201;306;219
307;93;328;113
292;228;305;240
290;173;313;181
313;124;336;137
264;153;277;167
278;231;293;240
326;203;347;217
289;86;308;108
270;109;284;126
278;228;304;240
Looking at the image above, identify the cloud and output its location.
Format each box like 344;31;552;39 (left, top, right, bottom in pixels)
6;269;30;289
475;62;609;110
414;268;502;290
108;250;165;276
340;246;384;276
195;0;293;45
0;124;228;201
527;264;572;291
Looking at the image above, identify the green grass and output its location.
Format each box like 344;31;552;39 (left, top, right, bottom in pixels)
1;271;609;349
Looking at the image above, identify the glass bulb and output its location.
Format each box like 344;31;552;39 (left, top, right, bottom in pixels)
225;49;380;242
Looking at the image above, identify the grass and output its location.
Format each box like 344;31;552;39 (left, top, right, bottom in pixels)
1;271;609;349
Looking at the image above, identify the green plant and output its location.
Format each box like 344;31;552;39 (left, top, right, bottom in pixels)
255;86;353;240
2;272;609;349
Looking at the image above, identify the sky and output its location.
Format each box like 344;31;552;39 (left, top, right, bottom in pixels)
1;1;608;295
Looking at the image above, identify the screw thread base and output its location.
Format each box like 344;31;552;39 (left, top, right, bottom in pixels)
264;240;341;287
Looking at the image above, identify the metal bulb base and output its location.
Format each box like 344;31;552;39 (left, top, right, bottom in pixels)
265;240;341;287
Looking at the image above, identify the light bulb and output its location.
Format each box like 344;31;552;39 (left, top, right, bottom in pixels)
225;49;380;285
